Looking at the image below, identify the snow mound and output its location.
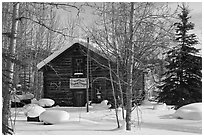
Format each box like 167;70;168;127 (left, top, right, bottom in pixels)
85;101;93;109
153;103;167;110
23;104;46;117
31;98;39;104
39;110;70;124
173;103;202;120
91;100;111;110
101;100;111;108
38;98;55;107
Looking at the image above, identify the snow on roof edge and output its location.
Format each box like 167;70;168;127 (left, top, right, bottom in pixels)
37;40;79;70
37;39;100;70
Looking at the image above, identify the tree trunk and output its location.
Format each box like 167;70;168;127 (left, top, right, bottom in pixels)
2;2;20;135
108;61;120;128
126;2;134;131
117;62;125;119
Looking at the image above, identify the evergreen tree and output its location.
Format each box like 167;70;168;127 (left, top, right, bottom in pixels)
157;4;202;109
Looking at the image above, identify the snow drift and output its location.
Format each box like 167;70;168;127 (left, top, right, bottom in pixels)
12;103;202;135
173;103;202;120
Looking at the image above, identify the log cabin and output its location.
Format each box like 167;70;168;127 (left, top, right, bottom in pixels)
37;41;117;107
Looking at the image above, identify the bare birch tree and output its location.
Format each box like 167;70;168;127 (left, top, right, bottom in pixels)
2;2;83;134
85;2;176;130
2;2;20;134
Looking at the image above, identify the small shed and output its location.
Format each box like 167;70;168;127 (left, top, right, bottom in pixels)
37;41;116;107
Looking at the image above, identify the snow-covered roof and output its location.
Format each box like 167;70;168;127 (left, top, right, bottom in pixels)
37;40;108;70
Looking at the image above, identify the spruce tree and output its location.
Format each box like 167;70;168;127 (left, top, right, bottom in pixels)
157;4;202;109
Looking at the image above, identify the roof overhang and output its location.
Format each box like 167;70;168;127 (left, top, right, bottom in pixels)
37;40;85;70
37;39;111;70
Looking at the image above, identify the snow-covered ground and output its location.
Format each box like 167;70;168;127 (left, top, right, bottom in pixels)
11;103;202;135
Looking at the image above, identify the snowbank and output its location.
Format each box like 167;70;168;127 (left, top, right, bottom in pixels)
39;110;70;124
12;105;202;135
173;103;202;120
23;104;46;117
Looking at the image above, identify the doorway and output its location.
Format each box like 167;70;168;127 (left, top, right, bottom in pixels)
73;90;86;107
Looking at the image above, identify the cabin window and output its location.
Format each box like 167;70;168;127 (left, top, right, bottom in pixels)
72;57;84;76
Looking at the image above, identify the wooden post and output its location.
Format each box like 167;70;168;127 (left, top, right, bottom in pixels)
86;38;89;112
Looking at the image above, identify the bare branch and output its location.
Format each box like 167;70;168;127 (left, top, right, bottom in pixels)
33;2;82;16
16;16;77;38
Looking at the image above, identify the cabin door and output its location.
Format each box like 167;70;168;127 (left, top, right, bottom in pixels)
74;90;86;107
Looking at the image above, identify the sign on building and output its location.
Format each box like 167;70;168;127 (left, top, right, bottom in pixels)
70;78;88;89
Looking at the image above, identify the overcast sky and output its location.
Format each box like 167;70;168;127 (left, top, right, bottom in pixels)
168;2;202;43
58;2;202;49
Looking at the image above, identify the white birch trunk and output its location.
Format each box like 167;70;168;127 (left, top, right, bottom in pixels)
126;2;134;131
2;2;20;134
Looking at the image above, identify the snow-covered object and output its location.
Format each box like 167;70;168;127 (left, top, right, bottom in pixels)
39;110;70;124
31;98;39;104
23;104;46;117
153;103;167;110
173;103;202;120
101;100;110;107
38;98;55;107
91;100;111;110
85;102;94;109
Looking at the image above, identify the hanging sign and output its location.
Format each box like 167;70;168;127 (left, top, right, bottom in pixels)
70;78;88;89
